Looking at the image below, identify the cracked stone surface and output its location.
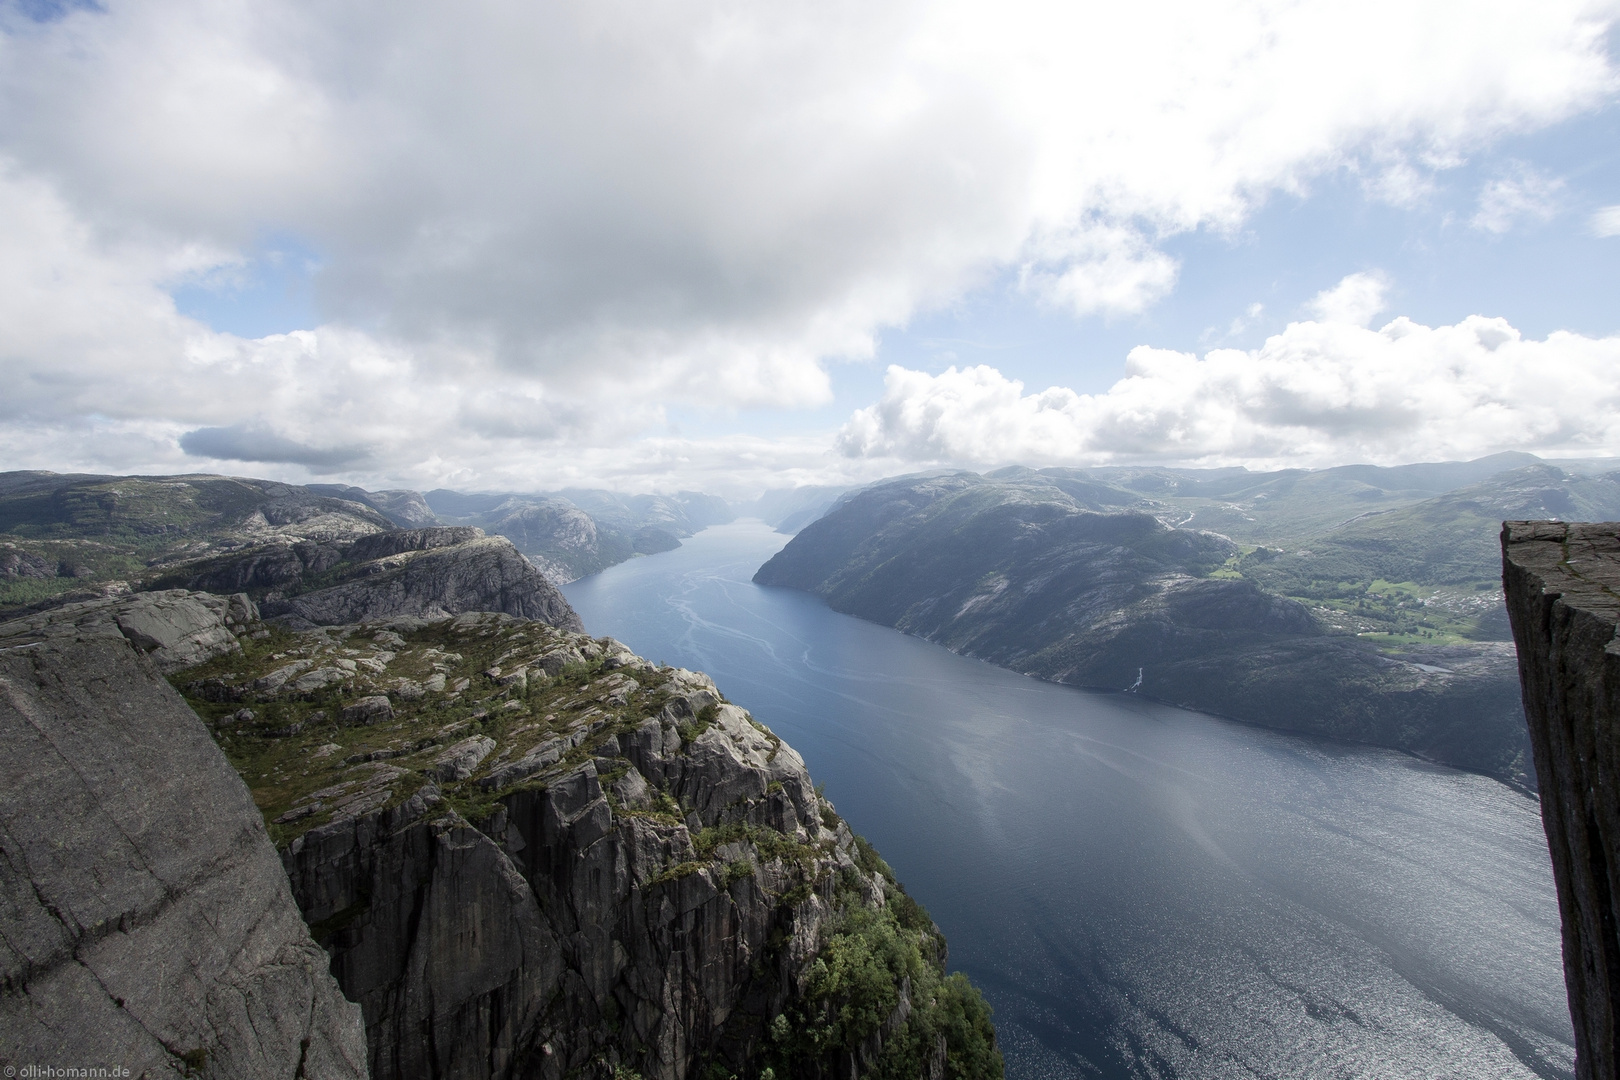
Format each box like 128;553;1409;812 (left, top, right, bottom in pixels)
0;602;367;1079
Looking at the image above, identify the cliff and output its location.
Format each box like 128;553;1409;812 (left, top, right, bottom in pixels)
1503;521;1620;1080
759;473;1534;787
152;526;585;633
0;593;368;1077
172;605;1000;1080
0;532;999;1077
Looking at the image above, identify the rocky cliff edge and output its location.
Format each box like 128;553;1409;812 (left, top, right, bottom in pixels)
151;526;584;634
1503;520;1620;1080
0;579;1001;1080
173;605;1001;1080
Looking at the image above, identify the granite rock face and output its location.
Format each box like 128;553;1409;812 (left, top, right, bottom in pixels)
265;534;582;631
175;612;998;1080
280;665;865;1080
1503;521;1620;1080
0;598;367;1078
346;525;484;562
155;527;584;634
0;547;54;580
0;588;251;674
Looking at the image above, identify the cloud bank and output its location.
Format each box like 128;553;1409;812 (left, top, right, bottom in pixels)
0;1;1616;488
837;276;1620;470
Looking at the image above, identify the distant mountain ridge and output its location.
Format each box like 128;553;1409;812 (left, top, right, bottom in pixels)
426;487;735;582
0;471;399;616
754;455;1620;789
0;472;740;617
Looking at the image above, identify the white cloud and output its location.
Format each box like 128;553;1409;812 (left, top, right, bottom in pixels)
1591;205;1620;236
1361;159;1439;207
1471;162;1566;233
1018;222;1181;317
836;275;1620;469
1308;272;1388;328
0;1;1616;486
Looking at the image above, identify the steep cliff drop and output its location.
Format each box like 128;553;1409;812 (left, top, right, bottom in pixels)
0;592;369;1077
1503;521;1620;1080
0;550;999;1079
173;608;1001;1080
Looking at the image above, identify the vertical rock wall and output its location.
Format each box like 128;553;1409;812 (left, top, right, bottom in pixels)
278;682;866;1080
1503;521;1620;1080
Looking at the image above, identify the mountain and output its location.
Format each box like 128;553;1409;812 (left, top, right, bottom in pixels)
0;471;397;617
428;488;736;582
1016;450;1548;548
753;465;1565;788
1;575;1002;1079
745;485;850;534
0;473;740;622
305;483;440;528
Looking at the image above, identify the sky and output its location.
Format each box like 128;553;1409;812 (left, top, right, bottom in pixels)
3;0;1620;498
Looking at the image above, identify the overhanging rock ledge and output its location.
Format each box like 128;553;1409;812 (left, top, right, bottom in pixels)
1503;520;1620;1080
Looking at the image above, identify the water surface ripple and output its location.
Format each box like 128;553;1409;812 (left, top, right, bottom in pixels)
562;520;1573;1080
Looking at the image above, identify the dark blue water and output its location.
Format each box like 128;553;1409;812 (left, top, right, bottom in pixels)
562;520;1574;1080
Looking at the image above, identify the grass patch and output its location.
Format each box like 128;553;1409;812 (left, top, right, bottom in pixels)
170;614;687;841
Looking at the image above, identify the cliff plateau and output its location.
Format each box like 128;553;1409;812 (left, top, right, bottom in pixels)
151;526;585;633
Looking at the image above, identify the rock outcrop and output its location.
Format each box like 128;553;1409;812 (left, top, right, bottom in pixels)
174;610;1001;1080
0;588;255;673
154;527;585;634
306;483;442;529
0;597;368;1078
1503;521;1620;1080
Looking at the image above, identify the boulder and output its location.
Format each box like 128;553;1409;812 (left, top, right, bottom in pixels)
341;695;395;726
0;589;241;674
427;734;497;781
